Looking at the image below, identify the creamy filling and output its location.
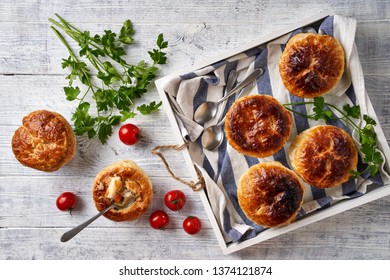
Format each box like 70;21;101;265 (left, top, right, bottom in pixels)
105;176;139;206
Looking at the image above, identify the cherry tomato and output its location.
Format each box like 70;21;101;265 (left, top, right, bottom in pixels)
149;210;169;230
119;123;141;145
56;192;77;212
164;190;186;211
183;216;202;235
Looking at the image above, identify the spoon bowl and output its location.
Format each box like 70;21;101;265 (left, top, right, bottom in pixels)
194;70;237;126
193;101;218;124
201;120;225;150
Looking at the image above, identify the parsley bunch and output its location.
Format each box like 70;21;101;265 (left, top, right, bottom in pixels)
283;97;383;177
49;14;168;144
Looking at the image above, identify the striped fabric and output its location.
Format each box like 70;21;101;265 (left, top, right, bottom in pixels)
162;15;390;244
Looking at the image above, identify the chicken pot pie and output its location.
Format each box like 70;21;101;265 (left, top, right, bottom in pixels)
288;125;358;188
12;110;76;172
279;33;345;98
92;160;153;222
225;94;292;158
238;162;305;228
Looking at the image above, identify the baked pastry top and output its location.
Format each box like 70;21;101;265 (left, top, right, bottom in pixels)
288;125;358;188
92;160;153;222
238;162;305;228
279;33;345;98
224;94;292;158
12;110;76;172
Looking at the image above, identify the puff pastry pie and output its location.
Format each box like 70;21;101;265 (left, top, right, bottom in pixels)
288;125;358;188
92;160;153;222
12;110;76;172
238;162;305;228
279;33;345;98
225;94;292;158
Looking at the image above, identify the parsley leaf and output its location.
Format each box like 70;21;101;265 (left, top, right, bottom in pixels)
363;114;376;125
148;33;168;64
72;102;97;137
313;97;333;121
119;20;134;45
64;86;80;101
148;49;167;65
343;104;360;119
157;33;168;49
97;122;113;144
120;110;137;122
137;101;163;115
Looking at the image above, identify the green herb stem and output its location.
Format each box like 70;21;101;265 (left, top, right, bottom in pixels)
283;106;314;119
49;14;167;144
284;100;362;133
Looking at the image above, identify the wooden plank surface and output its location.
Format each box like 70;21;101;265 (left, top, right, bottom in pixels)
1;0;390;260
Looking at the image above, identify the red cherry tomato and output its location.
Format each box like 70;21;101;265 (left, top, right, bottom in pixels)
149;210;169;230
119;123;141;145
56;192;77;212
164;190;186;211
183;216;202;235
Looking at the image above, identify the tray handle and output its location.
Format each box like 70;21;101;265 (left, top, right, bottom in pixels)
151;142;205;191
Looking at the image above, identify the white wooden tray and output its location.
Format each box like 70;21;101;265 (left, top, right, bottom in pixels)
155;9;390;254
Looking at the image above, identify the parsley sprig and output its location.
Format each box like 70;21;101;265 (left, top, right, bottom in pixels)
283;97;383;177
49;14;168;144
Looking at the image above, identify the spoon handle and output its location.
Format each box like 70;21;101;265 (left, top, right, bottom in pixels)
60;204;115;242
218;68;264;103
215;70;238;122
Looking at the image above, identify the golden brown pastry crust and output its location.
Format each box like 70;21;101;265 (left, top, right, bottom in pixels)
92;160;152;222
225;94;292;158
12;110;76;172
288;125;358;188
279;33;345;98
238;162;305;228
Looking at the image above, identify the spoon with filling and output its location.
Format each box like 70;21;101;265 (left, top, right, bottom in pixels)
60;194;139;242
193;68;264;124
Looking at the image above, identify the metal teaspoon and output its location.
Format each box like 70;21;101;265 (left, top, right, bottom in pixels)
60;195;138;242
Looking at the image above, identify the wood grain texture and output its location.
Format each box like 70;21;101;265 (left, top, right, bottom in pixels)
1;0;390;260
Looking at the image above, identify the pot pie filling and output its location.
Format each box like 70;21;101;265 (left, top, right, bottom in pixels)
95;172;142;211
104;176;140;206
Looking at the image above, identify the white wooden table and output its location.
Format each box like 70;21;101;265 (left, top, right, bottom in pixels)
1;0;390;260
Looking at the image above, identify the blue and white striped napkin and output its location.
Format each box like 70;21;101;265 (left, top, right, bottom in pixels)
161;15;390;244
